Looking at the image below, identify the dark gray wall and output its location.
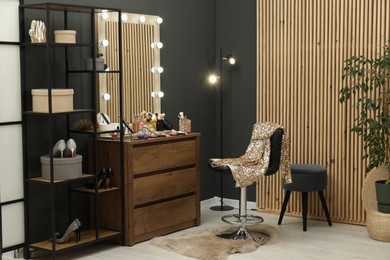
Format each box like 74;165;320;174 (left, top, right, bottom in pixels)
216;0;258;201
24;0;220;202
23;0;258;203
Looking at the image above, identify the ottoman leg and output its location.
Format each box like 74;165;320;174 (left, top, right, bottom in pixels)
302;192;308;231
278;190;291;225
318;191;332;226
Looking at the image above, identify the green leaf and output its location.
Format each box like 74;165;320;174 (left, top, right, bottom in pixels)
340;42;390;172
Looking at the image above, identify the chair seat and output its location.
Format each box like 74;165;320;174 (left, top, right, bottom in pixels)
208;159;231;173
283;164;327;192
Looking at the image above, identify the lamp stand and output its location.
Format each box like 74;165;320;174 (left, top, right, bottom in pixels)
210;47;234;211
210;169;234;211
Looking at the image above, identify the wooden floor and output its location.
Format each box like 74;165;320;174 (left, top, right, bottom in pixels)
5;199;390;259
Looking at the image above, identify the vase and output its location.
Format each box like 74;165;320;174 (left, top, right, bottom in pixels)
179;118;191;133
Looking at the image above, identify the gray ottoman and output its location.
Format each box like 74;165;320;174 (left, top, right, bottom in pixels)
278;164;332;231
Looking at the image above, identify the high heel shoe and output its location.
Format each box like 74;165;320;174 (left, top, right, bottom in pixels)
51;218;82;244
85;168;107;189
104;168;113;189
97;168;107;188
97;168;113;189
64;138;77;157
53;139;66;158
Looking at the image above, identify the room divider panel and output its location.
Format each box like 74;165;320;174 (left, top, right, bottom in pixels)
0;0;25;255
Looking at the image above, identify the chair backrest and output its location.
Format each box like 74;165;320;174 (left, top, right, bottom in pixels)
265;128;284;176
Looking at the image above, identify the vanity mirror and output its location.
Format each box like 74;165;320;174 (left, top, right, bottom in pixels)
96;11;163;123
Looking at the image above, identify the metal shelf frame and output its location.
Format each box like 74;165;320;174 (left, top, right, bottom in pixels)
20;2;124;259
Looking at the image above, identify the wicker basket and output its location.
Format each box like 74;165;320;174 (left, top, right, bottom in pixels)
361;165;390;242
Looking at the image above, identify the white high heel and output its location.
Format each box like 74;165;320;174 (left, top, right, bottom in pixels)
65;139;77;157
53;139;66;158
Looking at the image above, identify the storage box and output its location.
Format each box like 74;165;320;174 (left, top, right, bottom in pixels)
54;30;76;44
40;155;82;180
32;88;74;113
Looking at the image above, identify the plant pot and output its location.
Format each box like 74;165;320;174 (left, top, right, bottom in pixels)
375;180;390;213
84;58;104;71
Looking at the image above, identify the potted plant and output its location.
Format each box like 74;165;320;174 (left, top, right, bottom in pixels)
340;43;390;214
84;42;105;71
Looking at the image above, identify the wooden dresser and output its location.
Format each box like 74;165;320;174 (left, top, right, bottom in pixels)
92;133;201;245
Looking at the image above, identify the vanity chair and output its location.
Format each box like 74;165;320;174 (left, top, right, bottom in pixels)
209;128;284;240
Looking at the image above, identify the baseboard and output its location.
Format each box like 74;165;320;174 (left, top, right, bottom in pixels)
201;197;257;211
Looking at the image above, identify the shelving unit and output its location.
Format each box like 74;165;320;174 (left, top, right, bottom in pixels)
30;229;119;251
28;174;94;184
24;109;94;115
19;3;123;258
73;187;120;194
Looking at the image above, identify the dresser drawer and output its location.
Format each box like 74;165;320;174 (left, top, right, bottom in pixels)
133;168;196;206
133;195;197;237
132;139;196;174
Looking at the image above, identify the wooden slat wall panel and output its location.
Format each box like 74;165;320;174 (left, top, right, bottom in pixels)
105;22;154;121
256;0;390;225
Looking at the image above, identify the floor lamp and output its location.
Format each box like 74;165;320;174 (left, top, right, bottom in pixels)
208;47;236;211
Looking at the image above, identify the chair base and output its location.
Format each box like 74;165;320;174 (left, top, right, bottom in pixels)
217;227;250;240
217;187;264;240
221;214;264;226
210;205;234;211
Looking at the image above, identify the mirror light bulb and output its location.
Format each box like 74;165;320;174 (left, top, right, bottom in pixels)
155;17;163;24
151;42;163;49
101;39;109;47
151;91;164;98
138;15;146;23
100;10;109;20
208;74;218;84
102;93;111;101
121;14;128;21
151;67;164;73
